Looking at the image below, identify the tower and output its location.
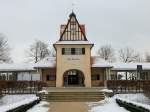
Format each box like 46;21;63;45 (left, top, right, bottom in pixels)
54;12;94;87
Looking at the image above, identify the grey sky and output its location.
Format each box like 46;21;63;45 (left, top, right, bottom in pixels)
0;0;150;62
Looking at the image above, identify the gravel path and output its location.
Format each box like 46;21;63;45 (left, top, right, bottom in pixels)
48;102;88;112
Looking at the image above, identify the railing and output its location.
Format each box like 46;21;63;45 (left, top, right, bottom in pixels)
0;81;47;94
143;84;150;98
107;80;150;93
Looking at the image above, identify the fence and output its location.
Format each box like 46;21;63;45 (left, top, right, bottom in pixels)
143;84;150;98
107;80;150;94
0;81;47;94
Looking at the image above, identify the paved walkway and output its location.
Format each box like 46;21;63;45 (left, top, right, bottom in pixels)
48;102;89;112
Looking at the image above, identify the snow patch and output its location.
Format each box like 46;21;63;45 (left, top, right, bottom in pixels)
39;90;48;94
101;89;113;93
0;94;39;112
88;97;129;112
116;94;150;110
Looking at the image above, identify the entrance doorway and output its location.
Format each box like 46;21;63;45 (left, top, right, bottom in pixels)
63;70;84;86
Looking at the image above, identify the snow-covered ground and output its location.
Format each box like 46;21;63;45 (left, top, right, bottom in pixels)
116;93;150;105
0;94;38;112
88;97;129;112
88;94;150;112
116;93;150;110
0;93;149;112
27;101;50;112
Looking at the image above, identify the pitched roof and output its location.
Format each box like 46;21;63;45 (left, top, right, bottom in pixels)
0;63;35;72
112;63;150;71
34;57;56;68
59;12;87;41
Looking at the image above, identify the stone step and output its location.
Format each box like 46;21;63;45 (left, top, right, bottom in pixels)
40;87;105;102
46;96;104;100
45;92;103;94
42;95;104;98
41;93;104;102
42;94;104;97
43;93;104;96
45;99;103;102
43;97;105;101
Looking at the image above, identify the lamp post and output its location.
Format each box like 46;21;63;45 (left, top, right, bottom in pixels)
137;65;142;92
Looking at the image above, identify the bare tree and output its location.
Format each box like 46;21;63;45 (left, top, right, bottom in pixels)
97;45;115;62
119;47;140;63
26;40;51;63
145;52;150;62
0;34;12;63
49;47;56;57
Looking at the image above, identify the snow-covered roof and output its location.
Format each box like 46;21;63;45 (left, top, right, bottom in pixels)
1;56;150;71
92;56;113;68
0;63;35;72
112;63;150;71
34;57;56;68
54;41;94;45
0;57;56;72
91;56;150;70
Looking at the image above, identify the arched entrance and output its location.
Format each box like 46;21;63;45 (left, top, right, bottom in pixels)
63;70;85;86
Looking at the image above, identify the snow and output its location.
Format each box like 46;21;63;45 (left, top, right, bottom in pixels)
0;63;35;72
27;101;50;112
112;62;150;70
89;94;150;112
91;56;150;70
39;90;48;94
0;56;150;71
88;97;129;112
1;56;150;71
54;41;94;45
92;57;112;68
0;94;39;112
0;57;56;71
101;89;113;93
34;57;56;68
34;60;150;70
116;94;150;110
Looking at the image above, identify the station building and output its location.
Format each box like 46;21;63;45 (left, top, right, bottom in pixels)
0;12;150;87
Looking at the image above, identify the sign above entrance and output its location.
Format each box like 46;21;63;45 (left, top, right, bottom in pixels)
67;58;80;61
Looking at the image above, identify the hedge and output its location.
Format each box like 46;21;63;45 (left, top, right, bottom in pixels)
116;99;150;112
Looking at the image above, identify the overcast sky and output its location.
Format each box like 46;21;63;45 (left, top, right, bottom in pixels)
0;0;150;63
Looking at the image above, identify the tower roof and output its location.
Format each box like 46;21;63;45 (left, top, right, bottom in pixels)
69;12;76;17
59;12;87;41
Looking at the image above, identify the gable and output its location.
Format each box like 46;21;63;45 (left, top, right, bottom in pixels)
60;12;87;41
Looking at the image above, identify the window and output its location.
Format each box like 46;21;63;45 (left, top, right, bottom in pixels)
71;48;75;55
62;48;65;55
82;48;85;54
92;74;100;80
62;48;85;55
46;75;56;81
62;48;71;55
76;48;82;55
